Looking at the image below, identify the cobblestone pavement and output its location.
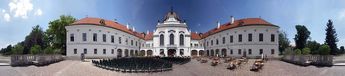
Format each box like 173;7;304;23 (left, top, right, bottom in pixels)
0;59;345;76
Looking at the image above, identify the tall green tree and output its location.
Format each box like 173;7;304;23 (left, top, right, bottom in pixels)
325;20;339;55
294;25;310;50
23;25;45;54
46;15;76;55
306;40;321;54
279;31;290;55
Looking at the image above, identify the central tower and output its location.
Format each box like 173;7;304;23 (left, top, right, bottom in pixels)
152;10;191;57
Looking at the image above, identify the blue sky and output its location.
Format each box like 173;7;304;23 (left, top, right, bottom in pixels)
1;0;345;48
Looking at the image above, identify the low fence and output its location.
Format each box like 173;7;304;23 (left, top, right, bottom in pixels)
11;55;64;66
282;55;333;66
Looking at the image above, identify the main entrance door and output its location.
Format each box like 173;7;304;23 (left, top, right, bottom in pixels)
168;49;176;57
243;51;247;57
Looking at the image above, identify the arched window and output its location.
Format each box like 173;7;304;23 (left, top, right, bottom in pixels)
170;34;174;45
179;34;184;46
160;34;164;46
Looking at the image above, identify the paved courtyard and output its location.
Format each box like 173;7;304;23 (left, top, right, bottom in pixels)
0;59;345;76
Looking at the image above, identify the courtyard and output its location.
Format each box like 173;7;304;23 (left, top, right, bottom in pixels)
0;58;345;76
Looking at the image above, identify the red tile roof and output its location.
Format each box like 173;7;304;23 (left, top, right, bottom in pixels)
144;32;153;40
191;32;202;40
201;18;278;38
70;17;277;41
71;17;145;39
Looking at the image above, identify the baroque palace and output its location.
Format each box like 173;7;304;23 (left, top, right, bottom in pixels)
65;10;279;58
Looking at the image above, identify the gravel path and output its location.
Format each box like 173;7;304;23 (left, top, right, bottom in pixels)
0;59;345;76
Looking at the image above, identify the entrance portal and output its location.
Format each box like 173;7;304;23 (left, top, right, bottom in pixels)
168;49;176;57
191;50;198;56
243;51;247;57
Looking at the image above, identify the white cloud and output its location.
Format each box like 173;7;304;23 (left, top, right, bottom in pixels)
34;9;42;16
4;13;11;22
1;9;5;13
8;0;33;19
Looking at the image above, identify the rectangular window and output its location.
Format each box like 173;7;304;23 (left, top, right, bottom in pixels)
271;34;275;42
70;34;74;42
211;40;213;46
259;33;263;42
131;40;133;46
84;48;87;54
230;35;233;43
248;49;252;55
103;49;106;54
93;33;97;42
238;34;242;42
82;33;87;41
119;37;122;44
103;34;106;42
248;33;252;42
111;35;114;43
126;39;128;45
238;49;242;54
230;49;233;54
111;49;114;54
222;37;225;44
271;49;275;54
216;39;219;45
94;49;97;54
260;49;263;54
74;49;77;54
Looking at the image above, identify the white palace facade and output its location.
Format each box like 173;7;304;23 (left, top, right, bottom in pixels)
65;10;279;58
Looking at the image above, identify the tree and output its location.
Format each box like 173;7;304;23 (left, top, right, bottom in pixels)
294;25;310;50
46;15;76;55
23;25;45;54
279;31;290;55
0;45;12;55
30;45;42;55
302;48;311;55
325;19;339;55
295;49;302;55
318;44;331;55
306;40;321;54
340;46;344;54
12;44;24;55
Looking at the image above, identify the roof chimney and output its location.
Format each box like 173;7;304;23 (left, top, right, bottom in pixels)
231;16;234;24
217;21;220;29
146;30;149;34
132;27;135;31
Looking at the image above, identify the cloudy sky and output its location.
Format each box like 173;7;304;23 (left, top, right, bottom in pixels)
1;0;345;48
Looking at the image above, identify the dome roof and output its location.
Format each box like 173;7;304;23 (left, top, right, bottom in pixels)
163;11;181;22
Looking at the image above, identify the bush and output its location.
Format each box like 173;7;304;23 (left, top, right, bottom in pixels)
30;45;42;54
295;49;302;55
12;44;24;55
302;48;311;55
283;47;294;55
318;45;331;55
44;46;54;54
